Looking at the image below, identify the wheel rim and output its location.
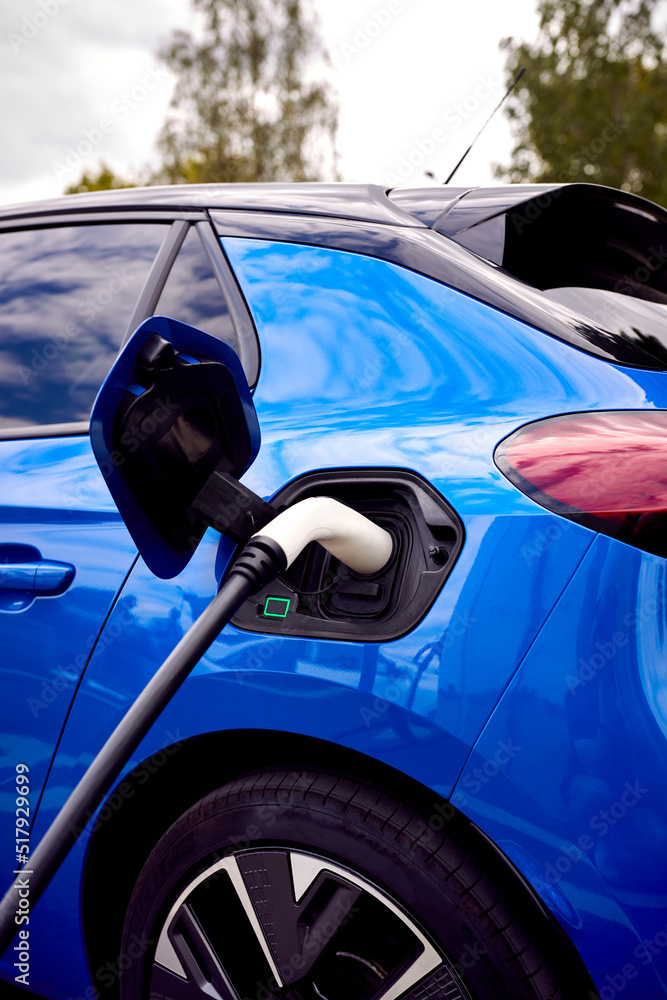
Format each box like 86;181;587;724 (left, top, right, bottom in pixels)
150;848;472;1000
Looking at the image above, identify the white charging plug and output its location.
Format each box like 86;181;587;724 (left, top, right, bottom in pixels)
253;496;393;574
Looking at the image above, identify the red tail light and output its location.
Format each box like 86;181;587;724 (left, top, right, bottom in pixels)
495;410;667;558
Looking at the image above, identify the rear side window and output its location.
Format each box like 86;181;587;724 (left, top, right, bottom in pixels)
0;223;167;429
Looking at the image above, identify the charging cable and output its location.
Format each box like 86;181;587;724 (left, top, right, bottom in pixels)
0;499;392;952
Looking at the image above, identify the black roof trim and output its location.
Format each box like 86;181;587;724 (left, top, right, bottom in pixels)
0;183;425;229
388;181;667;242
387;186;473;227
387;183;597;232
210;210;662;370
435;183;564;235
0;210;203;231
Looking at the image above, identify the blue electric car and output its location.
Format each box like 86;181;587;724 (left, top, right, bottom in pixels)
1;181;667;1000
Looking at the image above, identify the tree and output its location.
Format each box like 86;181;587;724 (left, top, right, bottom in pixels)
65;163;135;195
497;0;667;207
152;0;338;184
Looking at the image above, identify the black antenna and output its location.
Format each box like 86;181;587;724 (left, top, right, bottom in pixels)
444;67;525;185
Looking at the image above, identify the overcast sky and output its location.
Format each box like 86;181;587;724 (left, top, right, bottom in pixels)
1;0;539;208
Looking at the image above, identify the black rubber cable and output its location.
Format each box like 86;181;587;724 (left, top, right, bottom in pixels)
0;535;286;955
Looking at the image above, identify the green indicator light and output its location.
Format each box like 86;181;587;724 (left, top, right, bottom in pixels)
263;596;291;618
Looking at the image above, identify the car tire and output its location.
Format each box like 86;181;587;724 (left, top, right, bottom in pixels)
119;769;570;1000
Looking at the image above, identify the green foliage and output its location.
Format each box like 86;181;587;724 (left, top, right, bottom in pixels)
65;163;135;195
152;0;338;184
498;0;667;207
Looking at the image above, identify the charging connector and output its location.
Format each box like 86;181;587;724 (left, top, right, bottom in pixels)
251;496;394;574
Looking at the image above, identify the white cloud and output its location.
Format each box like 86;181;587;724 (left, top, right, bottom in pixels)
0;0;192;203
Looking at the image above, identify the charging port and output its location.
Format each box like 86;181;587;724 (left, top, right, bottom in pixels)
231;469;463;642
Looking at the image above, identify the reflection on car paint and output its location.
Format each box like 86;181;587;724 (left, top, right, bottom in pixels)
4;197;667;998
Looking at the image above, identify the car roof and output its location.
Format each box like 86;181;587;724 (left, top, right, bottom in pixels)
0;182;428;228
5;179;666;235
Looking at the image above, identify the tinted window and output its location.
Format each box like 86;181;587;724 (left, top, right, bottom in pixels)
0;223;166;428
543;287;667;366
0;223;167;429
154;227;237;351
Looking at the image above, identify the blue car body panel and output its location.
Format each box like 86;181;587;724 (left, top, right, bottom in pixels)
0;437;137;908
3;217;667;997
455;534;667;997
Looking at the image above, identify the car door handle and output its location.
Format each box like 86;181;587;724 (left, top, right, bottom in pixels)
0;560;75;595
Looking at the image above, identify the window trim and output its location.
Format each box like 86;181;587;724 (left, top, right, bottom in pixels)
123;220;190;344
197;219;260;385
0;210;206;232
123;219;260;386
0;421;89;442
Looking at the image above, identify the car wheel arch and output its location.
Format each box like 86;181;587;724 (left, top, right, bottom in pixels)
81;727;594;999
